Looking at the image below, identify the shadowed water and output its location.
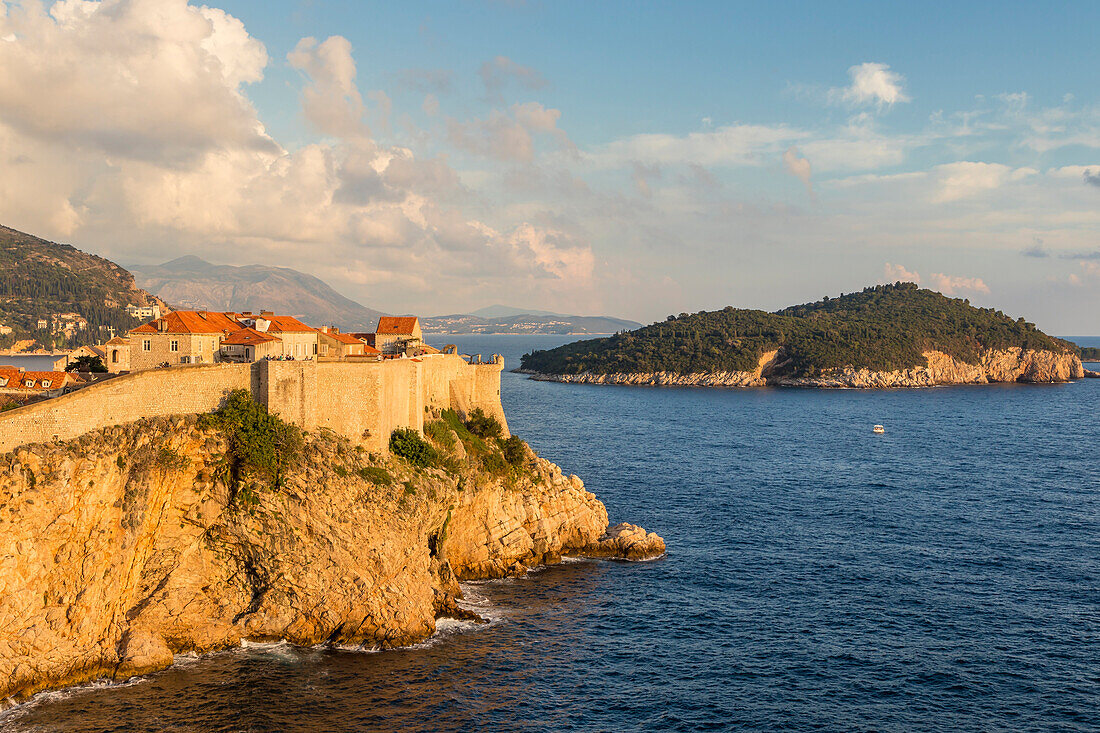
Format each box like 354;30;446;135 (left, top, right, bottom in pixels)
4;335;1099;732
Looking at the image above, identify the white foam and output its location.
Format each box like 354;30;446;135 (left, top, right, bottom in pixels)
238;639;300;663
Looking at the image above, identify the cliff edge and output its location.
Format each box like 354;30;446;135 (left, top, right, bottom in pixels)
0;410;663;706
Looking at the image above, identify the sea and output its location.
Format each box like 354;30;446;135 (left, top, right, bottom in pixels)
3;335;1100;732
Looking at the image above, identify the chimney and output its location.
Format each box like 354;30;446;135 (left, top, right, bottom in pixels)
260;310;274;317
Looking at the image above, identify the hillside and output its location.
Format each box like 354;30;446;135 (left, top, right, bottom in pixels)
423;312;641;335
520;283;1078;381
0;225;163;349
131;256;386;331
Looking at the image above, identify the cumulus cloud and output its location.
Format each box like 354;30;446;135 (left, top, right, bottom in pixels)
0;2;593;313
933;162;1036;203
928;273;990;295
782;146;812;194
446;102;573;161
884;263;920;284
1086;169;1100;187
478;55;547;95
288;36;369;139
830;62;910;109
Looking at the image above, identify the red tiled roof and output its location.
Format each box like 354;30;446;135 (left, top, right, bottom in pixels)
376;316;419;335
0;370;81;390
263;315;317;333
130;311;242;335
222;327;281;346
105;337;130;345
330;331;364;345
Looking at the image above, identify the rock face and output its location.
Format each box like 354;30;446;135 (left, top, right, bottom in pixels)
528;348;1084;389
0;417;663;706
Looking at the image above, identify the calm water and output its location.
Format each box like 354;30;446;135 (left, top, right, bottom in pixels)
4;335;1100;732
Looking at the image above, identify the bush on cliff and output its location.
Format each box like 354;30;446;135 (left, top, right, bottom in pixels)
501;436;527;467
464;408;503;439
389;428;440;468
200;390;303;497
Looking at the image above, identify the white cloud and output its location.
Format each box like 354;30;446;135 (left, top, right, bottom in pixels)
288;36;368;139
782;146;812;194
830;62;910;109
928;273;990;295
590;123;804;169
884;263;920;283
933;161;1036;203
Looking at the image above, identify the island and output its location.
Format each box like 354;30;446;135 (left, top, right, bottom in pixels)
518;283;1085;388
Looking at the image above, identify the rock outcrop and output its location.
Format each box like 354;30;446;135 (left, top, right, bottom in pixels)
527;348;1084;389
0;416;662;706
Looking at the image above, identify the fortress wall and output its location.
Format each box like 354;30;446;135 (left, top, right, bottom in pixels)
0;356;507;455
0;364;251;454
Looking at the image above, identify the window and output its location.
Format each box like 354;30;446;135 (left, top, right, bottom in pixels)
313;344;318;355
170;340;179;352
143;340;151;351
41;380;51;388
0;377;7;387
112;350;119;363
24;379;34;387
180;356;190;364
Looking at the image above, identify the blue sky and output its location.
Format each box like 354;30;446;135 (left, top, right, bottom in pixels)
0;0;1097;331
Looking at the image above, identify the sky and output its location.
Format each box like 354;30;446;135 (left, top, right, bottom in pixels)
0;1;1098;332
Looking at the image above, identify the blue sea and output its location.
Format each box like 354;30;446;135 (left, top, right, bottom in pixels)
4;335;1100;732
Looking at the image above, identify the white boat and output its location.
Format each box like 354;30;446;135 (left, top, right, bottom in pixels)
873;424;885;434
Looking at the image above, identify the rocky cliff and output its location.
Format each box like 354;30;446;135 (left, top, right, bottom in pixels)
0;415;663;706
526;348;1084;389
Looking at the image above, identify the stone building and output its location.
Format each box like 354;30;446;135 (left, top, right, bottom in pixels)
128;311;243;371
318;326;380;359
220;327;282;362
105;337;131;373
374;317;423;355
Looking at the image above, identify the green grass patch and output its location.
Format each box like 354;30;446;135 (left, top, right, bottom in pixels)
358;466;393;485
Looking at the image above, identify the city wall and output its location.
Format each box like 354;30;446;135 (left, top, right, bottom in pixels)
0;355;506;455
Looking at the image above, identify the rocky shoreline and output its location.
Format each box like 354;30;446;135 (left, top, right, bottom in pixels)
518;348;1084;389
0;416;663;707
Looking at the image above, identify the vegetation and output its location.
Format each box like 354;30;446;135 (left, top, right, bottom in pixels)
389;428;440;468
0;224;156;349
521;283;1075;378
464;408;503;439
358;466;394;485
199;390;303;503
501;435;527;466
1080;347;1100;361
66;355;107;373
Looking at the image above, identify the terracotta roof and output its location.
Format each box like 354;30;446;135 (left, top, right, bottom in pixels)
329;331;364;345
130;311;242;335
105;337;130;345
222;327;281;346
262;315;317;333
376;316;419;335
0;370;82;390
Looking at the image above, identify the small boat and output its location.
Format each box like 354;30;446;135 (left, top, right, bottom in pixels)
873;424;885;434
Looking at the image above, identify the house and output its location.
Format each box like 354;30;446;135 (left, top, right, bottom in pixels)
69;344;107;363
126;304;162;321
220;327;282;362
0;323;11;336
36;319;48;330
317;326;381;359
105;337;131;373
128;311;244;371
248;312;319;360
0;367;84;397
374;316;423;355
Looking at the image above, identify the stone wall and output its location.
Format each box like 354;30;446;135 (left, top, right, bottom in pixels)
0;355;506;455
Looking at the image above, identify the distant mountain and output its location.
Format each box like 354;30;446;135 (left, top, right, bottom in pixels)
0;224;164;348
470;304;565;318
422;312;642;335
131;256;386;331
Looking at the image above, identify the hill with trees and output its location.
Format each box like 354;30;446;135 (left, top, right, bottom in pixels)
0;225;164;350
520;283;1076;378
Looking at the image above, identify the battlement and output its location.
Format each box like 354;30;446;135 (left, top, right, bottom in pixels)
0;354;506;455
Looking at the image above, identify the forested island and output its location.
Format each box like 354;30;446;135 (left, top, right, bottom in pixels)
519;283;1084;388
1081;347;1100;361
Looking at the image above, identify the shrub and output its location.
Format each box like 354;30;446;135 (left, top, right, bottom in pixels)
501;436;527;466
424;420;456;450
465;408;503;439
200;389;303;493
358;466;393;485
481;451;506;475
390;428;439;467
66;355;107;373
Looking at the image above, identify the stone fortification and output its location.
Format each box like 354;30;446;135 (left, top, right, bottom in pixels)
0;355;506;455
526;348;1084;389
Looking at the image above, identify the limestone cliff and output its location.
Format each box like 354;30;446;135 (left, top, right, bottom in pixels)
527;348;1084;389
0;416;663;706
